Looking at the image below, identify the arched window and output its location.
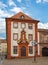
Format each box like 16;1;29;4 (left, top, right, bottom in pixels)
20;15;25;19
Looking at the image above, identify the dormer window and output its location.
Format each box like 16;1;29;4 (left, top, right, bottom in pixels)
20;15;25;19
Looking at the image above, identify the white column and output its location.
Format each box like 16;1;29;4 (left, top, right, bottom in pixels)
38;44;40;55
38;32;40;43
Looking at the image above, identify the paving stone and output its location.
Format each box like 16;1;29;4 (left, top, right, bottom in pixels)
2;57;48;65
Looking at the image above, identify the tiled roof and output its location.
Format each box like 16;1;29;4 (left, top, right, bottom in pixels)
10;12;39;22
38;29;48;32
0;39;7;43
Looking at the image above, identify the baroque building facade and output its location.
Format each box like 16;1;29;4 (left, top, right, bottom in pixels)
6;12;40;59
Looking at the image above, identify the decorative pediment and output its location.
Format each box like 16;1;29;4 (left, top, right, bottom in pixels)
11;12;32;20
18;29;29;44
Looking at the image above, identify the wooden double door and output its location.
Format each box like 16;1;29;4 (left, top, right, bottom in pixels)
21;46;26;56
18;43;28;58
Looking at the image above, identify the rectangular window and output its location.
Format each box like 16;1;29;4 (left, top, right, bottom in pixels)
13;22;18;28
13;46;17;54
40;34;44;43
29;46;33;54
28;23;33;29
13;33;18;40
21;23;26;29
28;34;33;41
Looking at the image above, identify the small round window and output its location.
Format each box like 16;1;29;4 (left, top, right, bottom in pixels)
20;15;25;19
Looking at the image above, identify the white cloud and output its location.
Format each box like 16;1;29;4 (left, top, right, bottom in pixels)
36;0;41;3
10;7;23;13
43;0;48;2
17;0;22;2
8;0;16;6
0;9;13;33
0;2;7;7
10;6;26;13
38;22;48;29
0;9;13;18
36;0;48;3
0;21;6;33
0;18;5;22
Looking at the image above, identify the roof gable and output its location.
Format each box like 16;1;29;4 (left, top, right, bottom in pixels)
11;12;33;20
6;12;39;23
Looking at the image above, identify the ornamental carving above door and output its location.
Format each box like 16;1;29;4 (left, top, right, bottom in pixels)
18;29;28;44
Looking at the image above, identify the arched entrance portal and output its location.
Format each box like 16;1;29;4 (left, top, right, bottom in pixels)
42;47;48;56
18;30;28;58
21;46;26;56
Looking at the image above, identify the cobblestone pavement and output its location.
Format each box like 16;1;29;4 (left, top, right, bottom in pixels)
2;57;48;65
0;56;5;65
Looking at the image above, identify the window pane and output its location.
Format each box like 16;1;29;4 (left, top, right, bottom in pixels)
28;34;33;41
20;15;25;19
13;33;18;40
21;23;26;29
29;46;33;54
13;46;17;54
28;23;33;29
13;22;18;28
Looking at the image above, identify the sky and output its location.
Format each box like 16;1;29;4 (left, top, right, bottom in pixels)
0;0;48;39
